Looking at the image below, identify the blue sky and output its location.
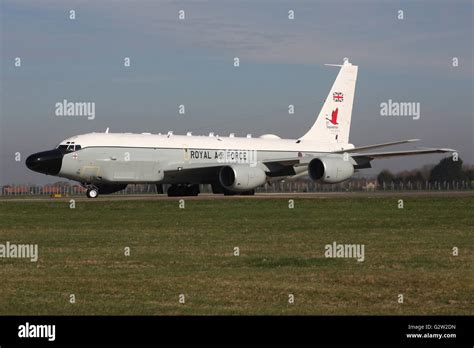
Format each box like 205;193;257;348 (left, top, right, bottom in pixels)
1;0;472;184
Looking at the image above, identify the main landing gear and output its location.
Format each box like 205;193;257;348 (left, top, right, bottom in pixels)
211;183;255;196
167;184;200;197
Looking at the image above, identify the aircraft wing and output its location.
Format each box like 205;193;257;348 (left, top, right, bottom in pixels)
350;147;456;159
334;139;420;153
348;148;456;169
263;147;456;176
263;157;313;177
164;158;313;182
162;147;455;182
262;144;455;169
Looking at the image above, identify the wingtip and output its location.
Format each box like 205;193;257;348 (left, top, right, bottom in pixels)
417;147;457;152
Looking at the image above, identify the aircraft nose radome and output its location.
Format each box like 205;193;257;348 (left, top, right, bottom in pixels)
25;149;63;175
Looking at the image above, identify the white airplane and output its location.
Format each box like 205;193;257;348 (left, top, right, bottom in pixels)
26;58;454;198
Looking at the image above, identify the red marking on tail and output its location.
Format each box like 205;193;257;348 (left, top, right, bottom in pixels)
326;108;339;125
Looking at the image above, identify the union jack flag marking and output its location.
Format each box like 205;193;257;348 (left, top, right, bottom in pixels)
333;92;344;102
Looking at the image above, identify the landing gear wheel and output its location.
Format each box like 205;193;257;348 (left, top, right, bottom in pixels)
167;185;178;197
167;184;200;197
240;190;255;196
223;188;236;196
86;188;99;198
188;184;200;196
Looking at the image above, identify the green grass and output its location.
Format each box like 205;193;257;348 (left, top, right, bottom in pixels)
0;196;472;315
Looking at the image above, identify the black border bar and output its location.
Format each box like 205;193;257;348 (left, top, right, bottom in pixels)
0;316;472;346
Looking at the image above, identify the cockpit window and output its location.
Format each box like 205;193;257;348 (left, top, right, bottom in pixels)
57;143;82;153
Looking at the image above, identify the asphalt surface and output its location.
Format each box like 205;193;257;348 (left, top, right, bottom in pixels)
1;191;473;202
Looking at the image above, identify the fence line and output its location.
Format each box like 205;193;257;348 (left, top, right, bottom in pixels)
1;180;473;196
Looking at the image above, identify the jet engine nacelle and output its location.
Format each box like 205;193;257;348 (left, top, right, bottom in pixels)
219;165;266;192
308;157;354;184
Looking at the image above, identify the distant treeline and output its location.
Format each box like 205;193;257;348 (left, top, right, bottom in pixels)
377;157;474;186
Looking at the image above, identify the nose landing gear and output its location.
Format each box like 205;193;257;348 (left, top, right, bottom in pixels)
86;187;99;198
81;184;99;199
81;183;128;198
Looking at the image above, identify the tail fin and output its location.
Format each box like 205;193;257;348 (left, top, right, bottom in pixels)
300;58;358;144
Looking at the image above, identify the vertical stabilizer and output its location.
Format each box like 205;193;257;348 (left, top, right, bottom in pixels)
300;58;358;144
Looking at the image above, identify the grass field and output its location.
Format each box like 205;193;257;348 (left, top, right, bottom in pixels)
0;195;472;315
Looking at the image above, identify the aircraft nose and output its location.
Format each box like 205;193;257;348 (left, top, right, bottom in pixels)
25;149;63;175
